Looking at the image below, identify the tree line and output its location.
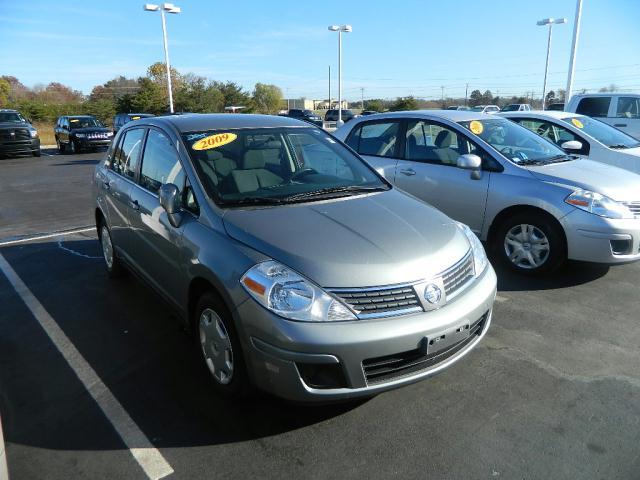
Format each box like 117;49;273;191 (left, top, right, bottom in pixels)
0;63;283;124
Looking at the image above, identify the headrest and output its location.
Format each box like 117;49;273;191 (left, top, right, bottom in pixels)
262;140;282;149
243;150;266;169
214;157;236;176
205;150;223;161
435;130;452;148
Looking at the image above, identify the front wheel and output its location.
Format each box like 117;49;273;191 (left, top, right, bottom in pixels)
99;221;124;277
494;212;566;275
32;149;41;157
194;292;250;399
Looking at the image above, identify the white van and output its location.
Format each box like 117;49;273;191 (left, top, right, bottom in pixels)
565;93;640;140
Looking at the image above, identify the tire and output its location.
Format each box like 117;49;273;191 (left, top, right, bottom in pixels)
193;292;250;399
56;138;64;153
32;149;41;157
493;211;566;275
98;220;124;278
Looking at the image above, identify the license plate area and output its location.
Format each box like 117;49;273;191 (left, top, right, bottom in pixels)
425;322;470;354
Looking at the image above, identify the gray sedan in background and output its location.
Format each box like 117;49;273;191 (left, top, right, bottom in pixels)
94;114;496;402
334;110;640;274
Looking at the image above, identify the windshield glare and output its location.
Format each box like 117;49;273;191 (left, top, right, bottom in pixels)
0;112;27;123
561;116;640;149
183;127;387;206
70;117;102;129
460;118;566;164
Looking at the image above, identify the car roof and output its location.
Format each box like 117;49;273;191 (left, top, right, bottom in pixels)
0;109;18;113
67;115;96;118
140;113;312;132
498;110;580;120
572;92;640;98
347;109;497;123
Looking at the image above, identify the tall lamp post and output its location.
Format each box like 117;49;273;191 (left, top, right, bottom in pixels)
566;0;583;105
144;3;181;113
537;17;566;110
328;24;352;126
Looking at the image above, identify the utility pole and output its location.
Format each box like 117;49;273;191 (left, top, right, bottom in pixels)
287;87;290;110
328;65;331;108
566;0;583;104
360;87;364;110
441;85;445;106
465;83;469;106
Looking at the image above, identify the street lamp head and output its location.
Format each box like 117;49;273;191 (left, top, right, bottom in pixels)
537;18;554;26
167;6;181;13
328;25;340;31
554;18;567;24
143;3;159;11
162;3;175;9
341;25;352;32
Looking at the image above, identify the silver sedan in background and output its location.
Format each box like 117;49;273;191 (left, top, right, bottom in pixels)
334;110;640;274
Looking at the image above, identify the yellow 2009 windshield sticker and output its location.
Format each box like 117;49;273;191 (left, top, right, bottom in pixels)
571;118;584;129
469;120;484;135
131;116;141;120
70;119;80;122
192;132;237;150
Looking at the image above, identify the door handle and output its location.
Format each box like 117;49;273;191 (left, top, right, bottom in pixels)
614;123;627;127
399;168;416;176
130;200;140;211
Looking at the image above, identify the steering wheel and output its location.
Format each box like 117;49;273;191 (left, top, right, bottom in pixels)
499;146;516;157
536;124;552;137
290;168;319;182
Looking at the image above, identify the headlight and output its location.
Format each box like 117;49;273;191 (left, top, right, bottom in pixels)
74;133;86;138
106;132;114;137
457;222;488;276
565;189;633;219
29;129;38;138
240;261;356;322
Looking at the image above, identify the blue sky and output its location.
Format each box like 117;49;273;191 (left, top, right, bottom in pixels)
1;0;639;101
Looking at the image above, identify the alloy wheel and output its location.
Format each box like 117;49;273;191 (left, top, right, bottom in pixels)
503;223;550;269
199;308;234;385
100;225;114;269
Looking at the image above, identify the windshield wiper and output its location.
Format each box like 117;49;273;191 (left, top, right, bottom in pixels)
609;144;630;149
283;185;389;201
222;196;289;207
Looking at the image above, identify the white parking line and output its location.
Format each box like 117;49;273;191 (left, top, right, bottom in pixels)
0;227;95;247
0;414;8;480
495;295;508;303
0;253;174;480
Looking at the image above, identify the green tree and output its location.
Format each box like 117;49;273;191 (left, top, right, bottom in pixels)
389;96;418;111
251;83;283;114
213;81;251;107
482;90;494;104
83;98;117;125
364;99;384;112
131;78;167;114
0;78;10;107
469;89;483;106
174;75;224;113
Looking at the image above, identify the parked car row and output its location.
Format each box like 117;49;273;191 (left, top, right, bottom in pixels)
0;109;40;157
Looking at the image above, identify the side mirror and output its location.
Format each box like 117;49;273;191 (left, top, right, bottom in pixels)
159;183;182;227
561;140;582;151
457;154;482;170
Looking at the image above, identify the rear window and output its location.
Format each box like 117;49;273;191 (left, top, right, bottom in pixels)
576;97;611;117
616;97;640;119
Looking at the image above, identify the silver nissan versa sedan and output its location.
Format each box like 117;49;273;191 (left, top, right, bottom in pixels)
334;111;640;274
93;114;497;402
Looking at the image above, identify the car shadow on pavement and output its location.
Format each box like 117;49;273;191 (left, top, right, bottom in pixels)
490;254;610;292
51;159;101;166
0;239;365;453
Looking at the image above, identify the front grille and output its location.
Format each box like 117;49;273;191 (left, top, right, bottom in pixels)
623;201;640;218
362;312;488;385
442;251;474;298
87;133;109;140
330;285;421;317
0;128;30;142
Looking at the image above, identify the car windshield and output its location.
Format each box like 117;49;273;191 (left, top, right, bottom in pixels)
69;117;102;128
501;105;520;111
561;115;640;149
182;127;389;206
303;110;315;116
459;118;569;165
470;106;485;112
0;112;27;123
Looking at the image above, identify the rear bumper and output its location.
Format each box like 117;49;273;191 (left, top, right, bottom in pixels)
561;209;640;264
235;265;497;402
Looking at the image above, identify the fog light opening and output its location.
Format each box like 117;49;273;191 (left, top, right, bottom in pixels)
296;362;348;389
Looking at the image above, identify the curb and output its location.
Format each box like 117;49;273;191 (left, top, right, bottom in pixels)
0;414;8;480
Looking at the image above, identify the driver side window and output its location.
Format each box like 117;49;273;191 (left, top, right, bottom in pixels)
404;120;464;166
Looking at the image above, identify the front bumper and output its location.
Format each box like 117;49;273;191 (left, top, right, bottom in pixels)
74;137;112;148
235;265;497;402
0;138;40;155
561;209;640;264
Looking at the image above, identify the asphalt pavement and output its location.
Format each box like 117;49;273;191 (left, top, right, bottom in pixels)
0;151;639;479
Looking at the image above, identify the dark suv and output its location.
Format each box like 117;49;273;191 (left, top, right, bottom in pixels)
284;109;323;127
0;109;40;157
54;115;113;153
324;109;355;123
113;113;154;134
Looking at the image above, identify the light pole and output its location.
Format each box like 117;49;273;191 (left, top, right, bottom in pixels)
566;0;583;105
328;24;352;126
144;3;181;113
537;17;566;110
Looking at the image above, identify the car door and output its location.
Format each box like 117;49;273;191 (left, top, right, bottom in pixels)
59;118;69;145
127;127;189;306
393;119;490;234
344;119;402;181
612;96;640;140
102;127;146;256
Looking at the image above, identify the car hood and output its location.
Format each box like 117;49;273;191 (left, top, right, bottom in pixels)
71;127;111;134
222;189;471;288
525;159;640;202
0;122;30;129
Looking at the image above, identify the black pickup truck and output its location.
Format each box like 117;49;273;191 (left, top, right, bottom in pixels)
0;109;40;157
